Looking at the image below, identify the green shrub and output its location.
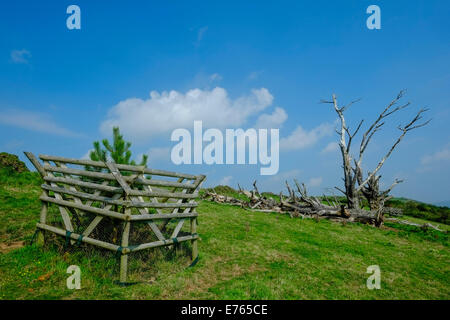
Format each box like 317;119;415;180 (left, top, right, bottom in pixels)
0;168;41;187
386;198;450;225
0;152;29;173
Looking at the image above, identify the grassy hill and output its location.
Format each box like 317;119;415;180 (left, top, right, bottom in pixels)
206;185;450;226
0;169;449;299
385;198;450;225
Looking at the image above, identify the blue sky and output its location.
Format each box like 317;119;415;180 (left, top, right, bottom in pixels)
1;0;449;203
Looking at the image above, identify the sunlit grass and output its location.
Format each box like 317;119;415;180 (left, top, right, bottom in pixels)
0;171;448;299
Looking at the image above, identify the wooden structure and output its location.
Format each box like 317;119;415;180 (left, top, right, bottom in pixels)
24;152;205;283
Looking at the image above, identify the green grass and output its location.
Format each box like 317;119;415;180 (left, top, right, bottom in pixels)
0;170;449;299
386;215;450;232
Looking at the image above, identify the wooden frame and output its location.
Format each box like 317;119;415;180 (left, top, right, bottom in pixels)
25;152;205;283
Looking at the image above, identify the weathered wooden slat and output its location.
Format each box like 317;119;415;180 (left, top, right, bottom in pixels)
45;172;197;199
40;195;127;220
42;184;128;205
35;189;49;246
36;223;122;252
171;190;188;215
165;175;204;226
120;212;131;283
82;216;103;237
41;184;198;208
136;180;167;241
129;189;198;199
130;211;198;221
191;217;198;260
135;194;165;241
43;161;74;234
84;180;112;207
55;162;84;217
170;218;185;239
161;178;198;229
140;178;196;189
129;234;199;252
140;179;163;214
42;165;197;189
82;193;123;237
24;152;46;177
43;164;115;180
37;222;197;254
39;154;198;179
140;202;197;209
147;222;165;241
43;176;123;194
190;177;203;260
160;177;185;203
106;162;132;195
172;175;203;214
39;190;49;223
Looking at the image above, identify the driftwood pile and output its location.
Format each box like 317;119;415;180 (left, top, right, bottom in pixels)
204;180;383;225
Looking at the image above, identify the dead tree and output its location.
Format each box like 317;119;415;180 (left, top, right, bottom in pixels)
358;173;403;211
284;180;378;223
322;90;430;211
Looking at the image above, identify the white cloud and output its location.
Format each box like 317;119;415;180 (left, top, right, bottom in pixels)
197;26;208;43
219;175;233;185
280;122;334;151
0;109;81;137
421;146;450;165
81;149;94;160
248;71;263;80
11;49;31;64
100;87;274;141
255;107;288;129
210;73;222;82
308;177;323;187
321;141;339;154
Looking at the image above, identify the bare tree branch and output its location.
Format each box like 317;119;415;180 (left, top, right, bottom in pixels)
358;90;411;166
326;90;431;213
334;186;346;195
345;119;364;153
253;180;261;197
357;108;430;191
340;98;362;113
381;178;404;197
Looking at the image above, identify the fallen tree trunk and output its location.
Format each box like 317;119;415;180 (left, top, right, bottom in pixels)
203;180;382;225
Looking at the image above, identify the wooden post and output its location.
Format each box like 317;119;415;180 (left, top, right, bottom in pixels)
190;217;198;260
25;152;47;246
119;215;131;283
36;201;48;246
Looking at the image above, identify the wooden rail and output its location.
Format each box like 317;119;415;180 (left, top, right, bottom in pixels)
24;152;206;284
